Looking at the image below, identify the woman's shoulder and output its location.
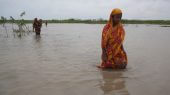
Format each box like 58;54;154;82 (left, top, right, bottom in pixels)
103;24;110;32
104;24;110;29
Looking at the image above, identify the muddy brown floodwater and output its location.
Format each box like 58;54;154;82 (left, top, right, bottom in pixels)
0;24;170;95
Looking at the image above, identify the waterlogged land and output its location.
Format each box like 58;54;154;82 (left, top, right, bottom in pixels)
0;24;170;95
1;19;170;25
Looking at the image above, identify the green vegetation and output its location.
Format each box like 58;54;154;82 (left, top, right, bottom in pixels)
1;16;8;37
1;18;170;25
0;12;32;38
122;19;170;25
47;18;107;24
160;25;170;27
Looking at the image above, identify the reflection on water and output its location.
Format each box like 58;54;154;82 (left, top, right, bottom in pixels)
34;35;41;42
100;70;129;95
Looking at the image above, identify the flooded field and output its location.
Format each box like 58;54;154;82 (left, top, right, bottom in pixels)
0;24;170;95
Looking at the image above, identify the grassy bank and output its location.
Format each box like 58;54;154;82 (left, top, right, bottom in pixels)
1;19;170;25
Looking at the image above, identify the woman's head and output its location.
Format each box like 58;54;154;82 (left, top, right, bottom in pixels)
109;8;122;25
34;18;37;21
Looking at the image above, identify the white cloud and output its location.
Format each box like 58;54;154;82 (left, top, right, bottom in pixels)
0;0;170;20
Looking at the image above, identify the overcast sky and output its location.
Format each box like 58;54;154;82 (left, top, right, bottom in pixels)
0;0;170;20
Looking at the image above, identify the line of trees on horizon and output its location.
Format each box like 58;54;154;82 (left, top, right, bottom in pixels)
1;17;170;25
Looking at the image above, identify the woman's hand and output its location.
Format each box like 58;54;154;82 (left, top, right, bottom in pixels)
102;49;107;62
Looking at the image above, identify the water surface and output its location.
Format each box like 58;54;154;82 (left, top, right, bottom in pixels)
0;24;170;95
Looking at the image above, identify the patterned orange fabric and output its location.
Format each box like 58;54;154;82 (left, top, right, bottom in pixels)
100;8;127;69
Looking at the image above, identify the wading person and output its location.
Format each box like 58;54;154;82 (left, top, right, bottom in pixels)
45;21;48;27
98;8;128;69
33;18;38;32
34;19;42;35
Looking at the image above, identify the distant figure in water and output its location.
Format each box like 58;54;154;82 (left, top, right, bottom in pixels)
33;18;38;32
39;19;43;28
98;8;128;69
33;18;42;35
45;21;48;27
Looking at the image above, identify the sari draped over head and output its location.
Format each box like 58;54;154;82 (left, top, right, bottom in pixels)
101;8;128;69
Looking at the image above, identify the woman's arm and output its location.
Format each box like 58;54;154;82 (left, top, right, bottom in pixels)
112;26;125;56
101;25;109;62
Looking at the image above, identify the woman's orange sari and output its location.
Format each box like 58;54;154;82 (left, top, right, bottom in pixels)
101;8;127;69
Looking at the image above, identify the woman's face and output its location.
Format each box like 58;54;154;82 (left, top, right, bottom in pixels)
112;14;122;24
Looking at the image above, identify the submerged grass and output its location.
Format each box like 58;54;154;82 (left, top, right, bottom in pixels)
160;25;170;27
0;12;32;38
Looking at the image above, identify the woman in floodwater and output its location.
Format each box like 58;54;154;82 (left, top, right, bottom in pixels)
98;8;128;69
33;18;38;32
33;18;42;35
